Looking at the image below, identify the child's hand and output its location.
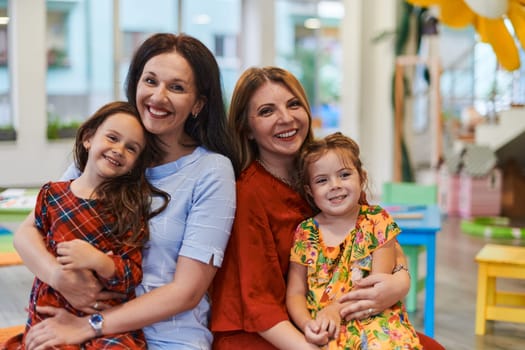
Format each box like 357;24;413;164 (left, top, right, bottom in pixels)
304;319;330;346
56;239;105;271
316;303;342;340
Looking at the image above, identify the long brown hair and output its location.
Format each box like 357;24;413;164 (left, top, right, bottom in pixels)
228;66;314;172
74;101;170;247
125;33;240;177
298;132;369;212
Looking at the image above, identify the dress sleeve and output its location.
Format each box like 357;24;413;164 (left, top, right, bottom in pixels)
179;155;236;267
375;205;402;244
97;241;144;295
290;220;310;266
232;189;290;332
34;182;51;237
352;205;401;262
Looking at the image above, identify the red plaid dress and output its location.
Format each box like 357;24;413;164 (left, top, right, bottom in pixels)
4;181;146;349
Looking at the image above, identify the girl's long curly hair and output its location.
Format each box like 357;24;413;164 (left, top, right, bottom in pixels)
74;101;170;247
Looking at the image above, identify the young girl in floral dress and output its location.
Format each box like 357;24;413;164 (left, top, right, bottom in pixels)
286;132;421;350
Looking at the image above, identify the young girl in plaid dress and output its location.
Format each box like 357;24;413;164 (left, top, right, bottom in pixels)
5;101;169;349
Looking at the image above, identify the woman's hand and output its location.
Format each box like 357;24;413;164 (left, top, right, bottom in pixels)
24;306;93;350
338;271;410;321
51;266;122;313
14;213;115;312
51;266;99;311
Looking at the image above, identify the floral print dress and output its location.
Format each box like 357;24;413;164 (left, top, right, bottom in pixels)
290;205;421;350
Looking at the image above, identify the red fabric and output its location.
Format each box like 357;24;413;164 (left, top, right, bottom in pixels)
212;331;276;350
212;331;444;350
417;332;446;350
4;181;145;349
1;332;146;350
211;162;312;336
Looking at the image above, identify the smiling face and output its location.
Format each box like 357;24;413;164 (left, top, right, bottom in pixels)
247;81;310;165
83;112;146;181
135;51;204;144
306;150;363;219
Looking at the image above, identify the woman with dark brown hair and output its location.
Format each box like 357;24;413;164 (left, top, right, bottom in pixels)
12;33;237;350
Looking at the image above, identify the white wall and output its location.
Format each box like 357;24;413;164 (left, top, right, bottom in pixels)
2;0;73;187
340;0;397;198
240;0;275;69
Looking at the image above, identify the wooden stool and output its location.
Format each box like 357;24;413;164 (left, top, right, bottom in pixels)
475;244;525;335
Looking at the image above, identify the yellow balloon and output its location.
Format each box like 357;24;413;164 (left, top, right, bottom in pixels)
508;1;525;50
406;0;442;6
439;0;476;27
483;18;520;71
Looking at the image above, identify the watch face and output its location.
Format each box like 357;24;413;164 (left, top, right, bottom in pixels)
89;313;104;335
90;314;103;325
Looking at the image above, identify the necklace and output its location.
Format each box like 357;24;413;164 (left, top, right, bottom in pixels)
256;159;293;187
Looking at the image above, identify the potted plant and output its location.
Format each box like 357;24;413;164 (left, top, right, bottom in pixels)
0;125;16;141
47;118;81;140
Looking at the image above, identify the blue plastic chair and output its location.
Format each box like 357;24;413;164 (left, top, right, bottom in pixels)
382;182;438;313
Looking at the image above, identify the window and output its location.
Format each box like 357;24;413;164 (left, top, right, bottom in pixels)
46;0;115;139
0;6;12;138
276;0;343;136
47;11;69;67
6;0;241;140
0;12;7;65
440;25;520;124
182;0;240;103
214;33;237;59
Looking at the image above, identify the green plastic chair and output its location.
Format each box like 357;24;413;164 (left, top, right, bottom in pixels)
382;182;438;313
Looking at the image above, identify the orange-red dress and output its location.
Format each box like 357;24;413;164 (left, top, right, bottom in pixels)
290;205;421;349
210;161;313;350
4;181;145;350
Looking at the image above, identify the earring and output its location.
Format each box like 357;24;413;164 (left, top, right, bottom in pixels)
191;112;199;119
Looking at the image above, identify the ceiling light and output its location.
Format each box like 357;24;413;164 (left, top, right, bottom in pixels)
304;18;321;29
193;14;210;25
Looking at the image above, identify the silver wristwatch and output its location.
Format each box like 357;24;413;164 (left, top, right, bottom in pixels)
88;313;104;337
